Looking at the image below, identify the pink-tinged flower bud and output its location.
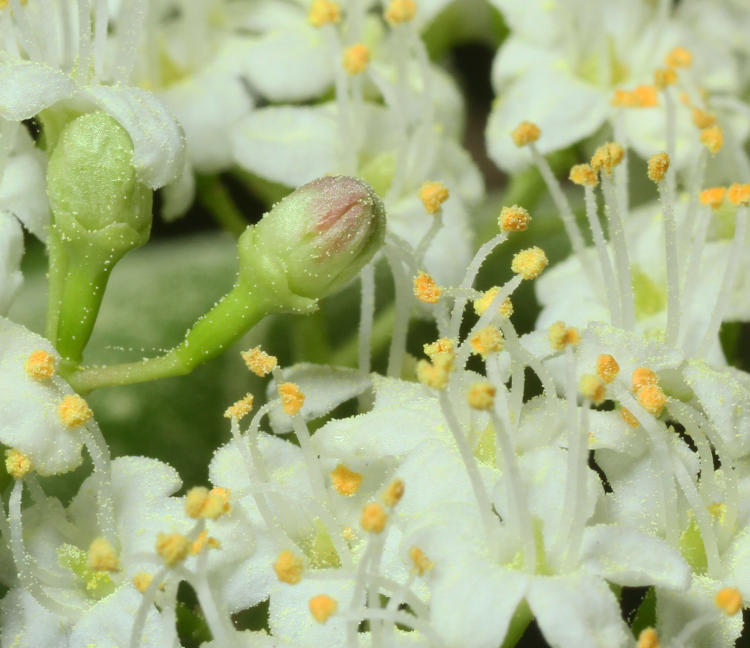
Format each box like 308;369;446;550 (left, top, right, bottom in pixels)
238;176;385;304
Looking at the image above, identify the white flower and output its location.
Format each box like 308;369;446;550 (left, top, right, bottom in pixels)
0;213;22;316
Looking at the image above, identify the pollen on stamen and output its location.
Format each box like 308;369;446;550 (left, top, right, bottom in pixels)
511;121;541;147
223;393;255;420
416;352;453;390
361;502;388;533
590;142;625;175
342;43;370;75
307;0;341;27
498;204;531;232
279;382;305;416
382;478;405;507
330;464;363;496
596;354;619;384
413;271;441;304
700;186;726;209
647;152;670;183
511;246;548;280
132;572;154;594
384;0;416;25
632;367;659;392
665;46;692;68
58;394;93;428
470;326;505;358
611;90;637;108
274;549;304;584
241;346;278;377
727;182;750;206
633;85;659;107
467;382;496;410
24;350;55;380
4;449;32;479
548;321;580;351
579;374;606;405
156;532;190;567
637;383;667;417
569;163;598;187
419;181;450;214
653;67;678;90
692;108;716;130
87;537;120;573
473;287;513;318
715;587;743;616
637;627;660;648
185;486;231;519
423;337;455;359
620;407;640;427
309;594;338;623
700;125;724;155
190;529;221;555
409;546;434;576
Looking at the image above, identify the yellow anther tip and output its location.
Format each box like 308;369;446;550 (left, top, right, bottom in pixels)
473;287;513;318
361;502;388;533
596;354;619;384
24;350;55;379
632;367;658;392
309;594;338;623
591;142;625;174
342;43;370;75
413;271;441;304
308;0;341;27
4;449;32;479
637;627;660;648
548;321;580;351
279;382;305;416
423;338;455;359
419;182;450;215
87;537;120;573
647;152;670;183
665;46;692;68
700;186;726;209
511;121;541;147
654;67;678;89
382;478;405;507
620;407;640;427
727;183;750;206
156;532;190;567
58;395;93;428
416;353;453;390
409;546;434;575
715;587;743;616
330;464;363;496
579;374;606;405
569;163;598;187
633;85;658;108
467;382;496;410
274;549;304;584
241;346;278;377
636;383;667;416
384;0;416;25
498;205;531;232
132;572;154;594
511;246;548;280
700;125;724;155
223;393;255;420
470;326;505;359
692;108;716;130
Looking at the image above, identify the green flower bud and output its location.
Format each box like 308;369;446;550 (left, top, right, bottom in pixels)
238;176;386;307
46;111;152;256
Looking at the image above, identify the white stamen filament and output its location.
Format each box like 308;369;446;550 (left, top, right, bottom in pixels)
83;424;117;545
655;177;681;346
186;555;233;648
679;149;707;257
663;87;677;199
359;261;376;374
129;565;172;648
385;246;412;378
498;318;557;402
75;0;92;82
678;205;712;346
414;211;444;265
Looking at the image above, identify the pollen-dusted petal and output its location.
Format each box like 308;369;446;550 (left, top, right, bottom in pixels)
632;367;658;392
727;183;750;206
223;393;255;420
511;246;548;279
715;587;743;616
382;478;404;507
620;407;639;427
419;181;450;214
409;546;434;576
423;337;455;359
330;464;363;496
637;384;666;416
87;537;120;573
596;354;619;384
548;321;579;351
24;350;55;380
569;163;598;187
308;0;341;27
511;121;541;147
498;204;531;232
4;448;31;479
58;395;93;428
647;152;670;183
384;0;416;25
637;627;660;648
590;142;625;175
279;382;305;416
700;125;724;155
241;346;277;377
309;594;338;623
413;271;441;304
361;502;388;533
470;326;505;358
665;46;692;68
467;382;496;410
342;43;370;75
156;532;190;567
579;374;606;405
274;550;304;584
692;108;716;129
700;186;726;209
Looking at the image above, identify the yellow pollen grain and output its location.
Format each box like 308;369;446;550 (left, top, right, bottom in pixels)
4;449;31;479
596;354;619;384
342;43;370;75
409;546;434;575
692;108;716;130
700;186;726;209
384;0;416;25
361;502;388;533
467;382;496;410
647;152;670;183
416;352;453;390
24;350;55;379
423;337;455;359
637;627;660;648
191;530;221;555
590;142;625;175
309;594;338;623
548;321;580;351
511;246;548;280
58;394;93;428
279;382;305;416
632;367;658;392
419;181;450;214
511;121;541;147
274;549;304;584
87;537;120;572
633;85;658;107
665;46;692;68
579;374;606;405
413;271;441;304
470;326;505;358
727;183;750;206
637;383;667;416
342;526;356;541
621;407;640;427
308;0;341;27
569;163;598;187
708;501;727;523
653;67;677;89
132;572;153;594
241;346;277;377
611;90;637;108
223;393;254;420
156;532;190;567
330;464;363;496
382;478;405;507
715;587;743;616
498;205;531;232
700;125;724;155
473;287;513;318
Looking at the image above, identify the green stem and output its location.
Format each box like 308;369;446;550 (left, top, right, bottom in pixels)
196;175;248;237
45;227;68;342
329;304;395;367
500;600;533;648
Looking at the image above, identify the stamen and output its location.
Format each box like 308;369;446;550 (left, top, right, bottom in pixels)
308;0;342;27
58;394;93;427
548;321;580;351
416;351;453;390
423;337;455;359
330;464;364;496
413;271;441;304
132;572;153;593
381;478;404;508
596;354;619;384
279;382;305;416
223;393;254;420
665;46;692;68
358;262;376;374
474;288;513;318
4;448;32;479
310;594;338;623
579;374;606;405
361;502;388;534
419;181;450;215
384;0;416;25
156;532;191;567
700;125;724;155
511;246;548;280
87;537;119;572
241;346;278;377
692;108;716;129
715;587;743;615
342;43;370;75
274;550;304;584
469;326;505;359
408;546;433;575
24;350;55;379
498;205;531;232
467;382;496;411
637;627;660;648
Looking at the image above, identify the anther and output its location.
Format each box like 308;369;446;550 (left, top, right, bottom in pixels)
24;350;55;380
653;67;678;89
132;572;154;594
361;502;388;533
279;382;305;416
579;374;606;405
87;537;120;572
223;393;255;420
185;486;231;519
700;187;726;209
647;152;670;183
308;0;341;27
569;164;598;187
342;43;370;75
423;338;455;359
632;367;658;392
470;326;505;358
384;0;416;25
596;354;619;384
58;395;93;427
548;321;580;351
473;287;513;318
665;47;692;68
190;529;221;555
715;587;743;616
467;382;496;410
416;352;453;390
419;182;450;214
382;478;405;507
727;183;750;206
637;627;660;648
413;271;441;304
498;205;531;232
274;550;304;584
511;246;548;280
633;85;658;107
408;546;434;575
590;143;625;175
330;464;363;496
620;407;639;427
4;449;31;479
700;125;723;155
511;121;541;147
309;594;338;623
156;533;191;567
636;384;667;416
692;108;716;130
241;346;278;377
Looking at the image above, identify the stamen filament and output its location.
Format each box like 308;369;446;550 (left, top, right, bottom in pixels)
655;177;681;346
359;261;376;374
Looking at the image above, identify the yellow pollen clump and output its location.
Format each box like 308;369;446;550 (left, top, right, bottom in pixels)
241;346;277;377
715;587;743;616
653;67;677;89
637;627;660;648
727;183;750;206
579;374;606;405
692;108;716;130
467;382;496;410
419;181;450;214
156;532;190;567
596;354;619;384
512;246;548;280
473;287;513;318
470;326;505;358
423;337;454;359
24;350;55;379
308;0;341;27
591;142;625;175
309;594;338;623
223;393;255;420
498;205;531;232
382;478;405;507
647;152;670;183
87;537;120;573
185;486;231;519
330;464;363;496
58;395;93;428
361;502;388;533
632;367;658;392
637;383;667;416
569;163;598;187
511;121;541;147
700;186;726;209
342;526;355;541
700;125;724;155
633;85;658;107
4;449;32;479
132;572;153;593
274;549;304;584
665;46;692;68
409;546;434;575
621;407;640;427
279;382;305;416
384;0;416;25
548;321;580;351
190;529;221;555
611;90;637;108
413;271;441;304
342;43;370;75
416;352;453;390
